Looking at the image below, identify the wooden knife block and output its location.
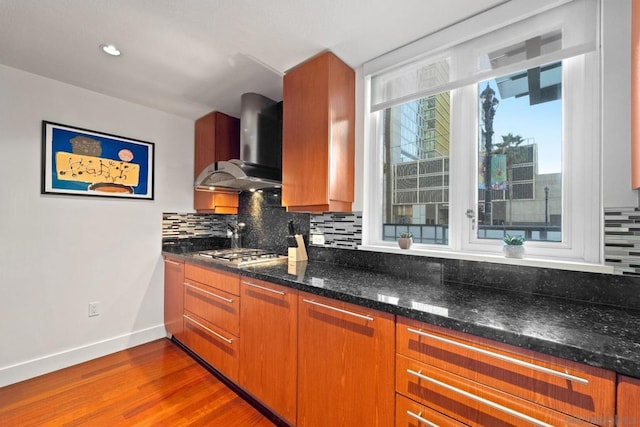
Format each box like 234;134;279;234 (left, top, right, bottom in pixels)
288;234;308;265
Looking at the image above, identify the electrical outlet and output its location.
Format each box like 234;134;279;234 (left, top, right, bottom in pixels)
88;301;101;317
311;234;325;245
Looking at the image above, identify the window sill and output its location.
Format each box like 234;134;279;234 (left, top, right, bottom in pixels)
357;244;614;274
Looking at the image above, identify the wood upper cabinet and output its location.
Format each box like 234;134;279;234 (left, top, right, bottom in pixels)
163;257;184;340
617;375;640;425
238;278;298;425
194;111;240;213
282;51;355;213
297;292;395;426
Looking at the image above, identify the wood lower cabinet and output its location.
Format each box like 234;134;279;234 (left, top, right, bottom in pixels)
617;375;640;426
163;257;184;340
181;263;240;382
239;278;298;425
165;263;625;427
396;316;615;427
297;292;395;426
282;51;355;213
194;111;240;213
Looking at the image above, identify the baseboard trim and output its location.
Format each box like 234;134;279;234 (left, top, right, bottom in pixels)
0;325;167;387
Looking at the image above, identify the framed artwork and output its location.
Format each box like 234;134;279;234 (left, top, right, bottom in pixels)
41;121;155;200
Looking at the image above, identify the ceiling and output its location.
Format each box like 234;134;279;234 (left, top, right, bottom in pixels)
0;0;505;120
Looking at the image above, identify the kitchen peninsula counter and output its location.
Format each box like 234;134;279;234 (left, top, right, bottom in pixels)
163;247;640;379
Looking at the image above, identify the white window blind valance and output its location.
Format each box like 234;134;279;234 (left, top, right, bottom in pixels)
368;0;598;112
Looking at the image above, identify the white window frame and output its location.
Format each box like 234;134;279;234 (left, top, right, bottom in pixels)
361;0;605;270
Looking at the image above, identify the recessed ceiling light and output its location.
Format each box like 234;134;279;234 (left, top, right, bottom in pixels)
100;44;121;56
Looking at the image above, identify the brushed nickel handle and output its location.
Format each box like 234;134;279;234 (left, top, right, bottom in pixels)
183;314;234;344
406;410;439;427
303;299;374;321
406;369;553;427
165;259;182;265
407;327;589;385
242;280;286;296
184;282;234;303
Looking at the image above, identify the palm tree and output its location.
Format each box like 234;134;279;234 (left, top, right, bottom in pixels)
493;133;525;154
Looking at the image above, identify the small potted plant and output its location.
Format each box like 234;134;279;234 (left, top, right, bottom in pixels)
398;231;413;249
503;234;525;258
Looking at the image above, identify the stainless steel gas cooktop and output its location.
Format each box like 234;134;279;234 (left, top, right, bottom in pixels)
196;248;287;267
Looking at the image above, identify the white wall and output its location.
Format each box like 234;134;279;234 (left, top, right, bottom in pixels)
602;0;637;208
0;64;194;386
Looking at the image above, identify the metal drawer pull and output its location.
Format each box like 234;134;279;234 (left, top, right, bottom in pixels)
184;282;234;303
165;259;182;266
303;299;374;321
407;327;589;385
406;369;553;427
242;281;286;295
406;410;439;427
183;314;234;344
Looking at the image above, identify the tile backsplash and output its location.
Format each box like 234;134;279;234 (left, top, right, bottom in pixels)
604;207;640;276
309;212;362;249
162;213;237;239
163;206;637;276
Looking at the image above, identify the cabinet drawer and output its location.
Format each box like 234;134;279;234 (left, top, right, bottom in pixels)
182;313;239;382
397;354;594;427
397;317;615;424
185;264;240;296
184;281;239;336
396;393;466;427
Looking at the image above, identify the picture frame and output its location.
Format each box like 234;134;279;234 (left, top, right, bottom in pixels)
41;121;155;200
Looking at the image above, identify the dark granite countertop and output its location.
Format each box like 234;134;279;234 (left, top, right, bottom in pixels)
164;249;640;379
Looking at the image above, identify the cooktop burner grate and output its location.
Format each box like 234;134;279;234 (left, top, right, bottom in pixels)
197;248;287;267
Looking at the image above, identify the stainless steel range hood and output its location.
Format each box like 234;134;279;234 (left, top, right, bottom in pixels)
195;93;282;192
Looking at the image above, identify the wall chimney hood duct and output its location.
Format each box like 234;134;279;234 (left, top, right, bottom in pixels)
195;93;282;192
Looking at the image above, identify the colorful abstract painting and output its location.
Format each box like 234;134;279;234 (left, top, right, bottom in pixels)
41;121;154;199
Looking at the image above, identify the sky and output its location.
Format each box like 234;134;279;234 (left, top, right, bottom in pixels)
481;79;562;175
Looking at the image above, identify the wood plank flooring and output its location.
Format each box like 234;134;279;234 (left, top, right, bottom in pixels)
0;339;275;426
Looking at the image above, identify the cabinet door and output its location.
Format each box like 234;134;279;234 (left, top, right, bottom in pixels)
297;292;395;426
617;375;640;426
163;257;184;339
239;278;298;425
194;111;240;213
282;52;354;213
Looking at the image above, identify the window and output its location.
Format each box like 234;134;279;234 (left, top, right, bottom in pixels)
363;0;601;264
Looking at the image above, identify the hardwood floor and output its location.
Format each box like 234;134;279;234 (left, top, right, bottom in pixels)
0;339;275;426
